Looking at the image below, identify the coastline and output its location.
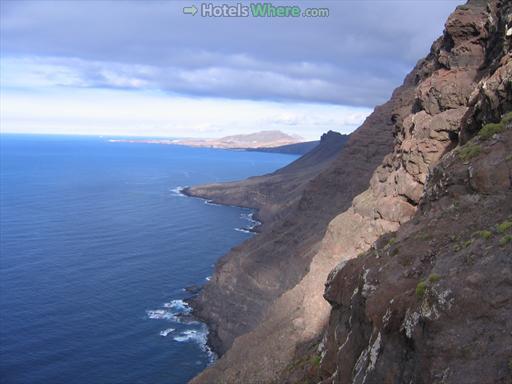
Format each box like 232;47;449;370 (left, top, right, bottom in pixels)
180;186;264;234
177;184;264;356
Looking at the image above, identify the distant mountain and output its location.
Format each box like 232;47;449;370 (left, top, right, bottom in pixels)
175;130;303;149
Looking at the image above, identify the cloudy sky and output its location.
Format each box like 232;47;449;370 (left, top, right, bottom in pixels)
0;0;463;140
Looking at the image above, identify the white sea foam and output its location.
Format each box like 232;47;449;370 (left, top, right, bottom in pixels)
146;309;178;321
163;299;192;314
173;325;217;363
234;227;252;234
147;301;216;363
239;211;261;231
147;299;197;325
205;276;211;281
170;186;187;197
159;328;175;337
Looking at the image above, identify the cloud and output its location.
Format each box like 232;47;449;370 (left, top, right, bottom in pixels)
0;87;372;140
1;0;464;106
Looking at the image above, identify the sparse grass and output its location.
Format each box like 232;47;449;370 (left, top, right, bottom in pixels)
500;235;512;247
457;143;481;161
463;239;473;248
416;281;427;298
501;111;512;125
475;230;493;240
416;274;442;299
507;154;512;162
478;112;512;140
428;273;441;283
479;122;504;140
497;220;512;234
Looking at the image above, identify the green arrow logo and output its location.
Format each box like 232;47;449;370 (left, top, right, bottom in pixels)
183;5;198;16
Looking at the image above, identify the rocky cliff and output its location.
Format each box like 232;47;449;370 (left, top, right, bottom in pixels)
319;113;511;384
187;121;394;356
184;130;349;225
189;0;511;383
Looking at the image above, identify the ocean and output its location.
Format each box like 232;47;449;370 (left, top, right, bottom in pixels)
0;134;297;384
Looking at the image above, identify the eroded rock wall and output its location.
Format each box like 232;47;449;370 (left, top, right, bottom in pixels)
318;1;512;382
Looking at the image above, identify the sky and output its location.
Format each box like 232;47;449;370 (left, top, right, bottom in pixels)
0;0;463;140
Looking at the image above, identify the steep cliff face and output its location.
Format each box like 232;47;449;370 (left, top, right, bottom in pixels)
185;130;348;225
188;118;394;356
189;1;511;383
316;1;512;383
320;116;511;384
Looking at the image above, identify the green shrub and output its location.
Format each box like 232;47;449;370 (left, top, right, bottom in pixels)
428;273;441;283
475;230;493;240
479;122;504;140
496;220;512;234
500;235;512;247
416;281;427;298
501;111;512;125
478;112;512;140
457;143;481;161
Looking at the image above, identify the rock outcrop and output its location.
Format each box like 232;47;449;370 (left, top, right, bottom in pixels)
319;115;511;384
189;0;511;383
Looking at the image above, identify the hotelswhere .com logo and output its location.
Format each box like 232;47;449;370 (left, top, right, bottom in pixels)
183;3;330;18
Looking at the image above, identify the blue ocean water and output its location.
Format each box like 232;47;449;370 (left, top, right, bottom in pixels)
0;134;297;384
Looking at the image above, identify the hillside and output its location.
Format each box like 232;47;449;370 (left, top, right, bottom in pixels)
247;139;325;155
176;130;303;149
188;1;512;383
184;130;349;225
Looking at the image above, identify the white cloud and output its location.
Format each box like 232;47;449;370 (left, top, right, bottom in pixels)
1;1;463;106
0;87;371;140
0;0;463;138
